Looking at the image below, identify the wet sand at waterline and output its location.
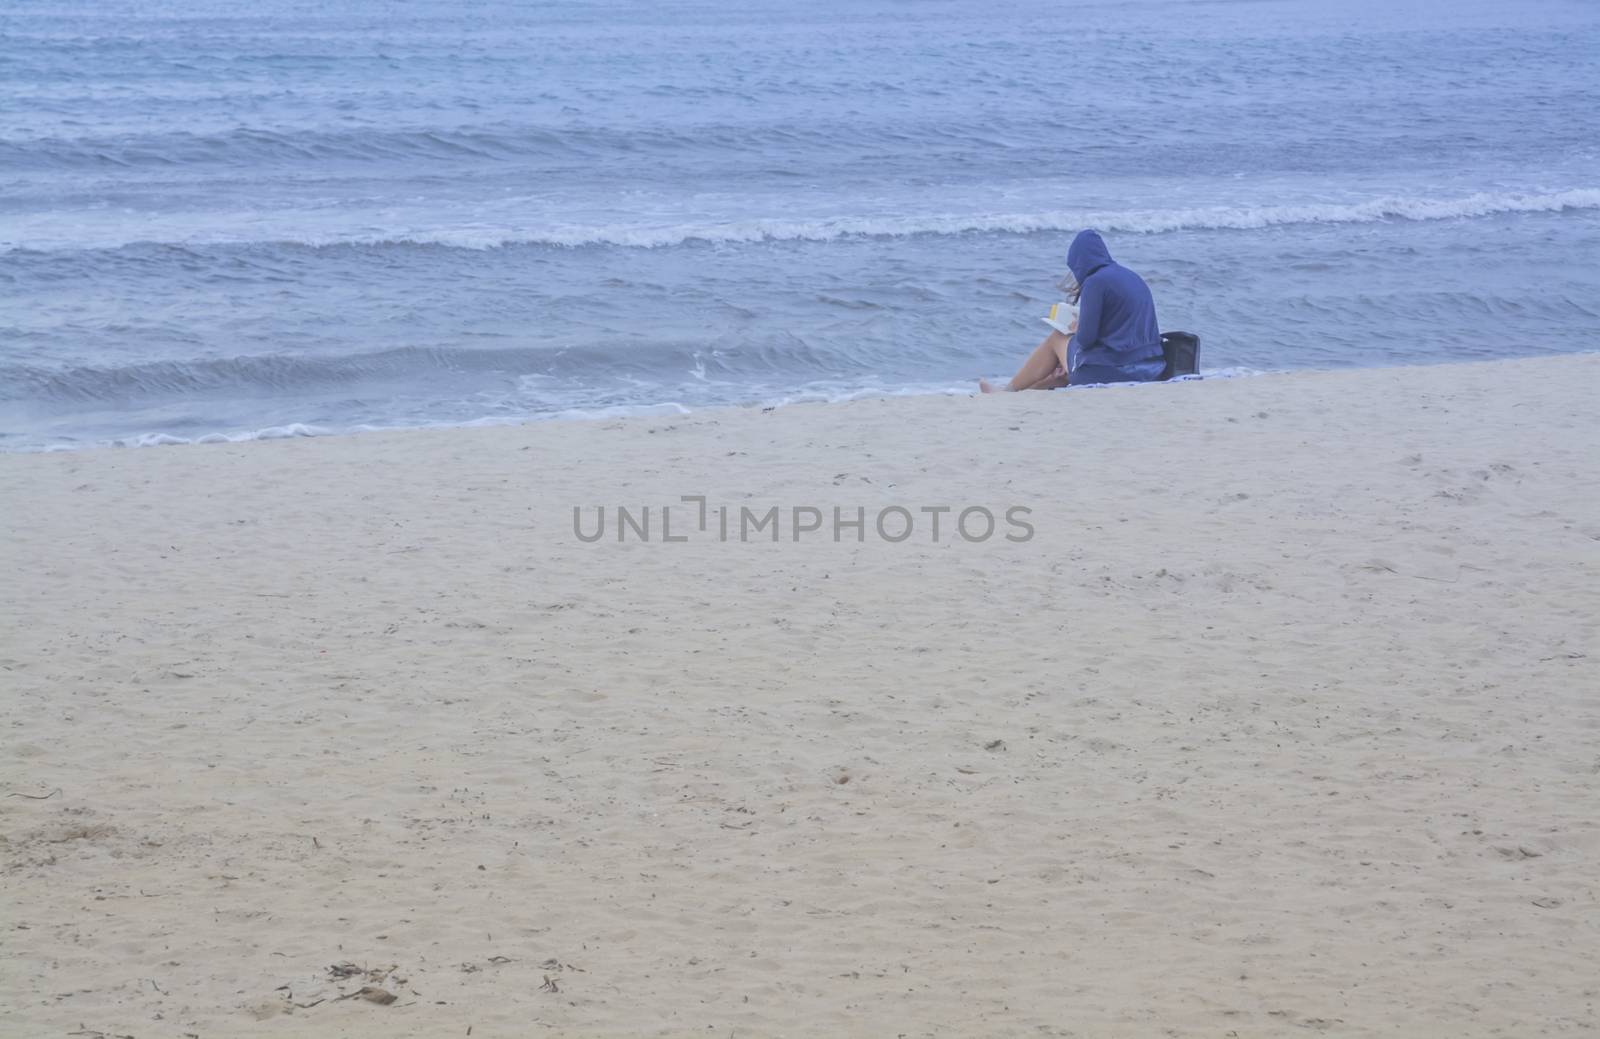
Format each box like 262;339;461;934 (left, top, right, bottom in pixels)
2;355;1596;1036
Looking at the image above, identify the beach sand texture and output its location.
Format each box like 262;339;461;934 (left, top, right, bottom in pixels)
2;355;1597;1037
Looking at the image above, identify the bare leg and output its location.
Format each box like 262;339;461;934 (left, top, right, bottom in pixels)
980;331;1070;392
1013;368;1071;391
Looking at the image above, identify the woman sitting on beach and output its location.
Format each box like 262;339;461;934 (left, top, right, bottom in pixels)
981;230;1166;392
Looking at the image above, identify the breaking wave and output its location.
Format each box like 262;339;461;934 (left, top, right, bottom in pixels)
350;189;1600;249
5;188;1594;255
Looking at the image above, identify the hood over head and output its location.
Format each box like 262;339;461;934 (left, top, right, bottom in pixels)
1067;229;1114;284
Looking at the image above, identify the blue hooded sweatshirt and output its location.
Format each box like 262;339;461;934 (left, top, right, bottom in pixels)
1065;230;1165;382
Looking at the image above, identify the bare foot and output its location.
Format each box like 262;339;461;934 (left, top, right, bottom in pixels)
978;378;1007;394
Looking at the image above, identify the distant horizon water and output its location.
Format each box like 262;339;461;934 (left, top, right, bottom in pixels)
3;0;1598;449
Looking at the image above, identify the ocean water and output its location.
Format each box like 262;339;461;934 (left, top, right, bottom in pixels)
2;0;1597;449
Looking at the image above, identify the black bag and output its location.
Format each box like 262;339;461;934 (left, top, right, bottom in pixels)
1159;331;1200;380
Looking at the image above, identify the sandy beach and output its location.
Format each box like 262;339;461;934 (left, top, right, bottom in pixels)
2;354;1597;1037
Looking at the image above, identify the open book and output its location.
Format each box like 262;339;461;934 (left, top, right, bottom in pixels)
1041;301;1078;336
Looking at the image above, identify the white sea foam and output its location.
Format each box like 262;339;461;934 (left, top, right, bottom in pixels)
429;189;1600;250
3;188;1596;255
16;367;1267;452
110;422;333;449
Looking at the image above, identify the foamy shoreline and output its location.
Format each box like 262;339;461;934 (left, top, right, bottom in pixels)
4;366;1285;454
2;354;1596;1037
